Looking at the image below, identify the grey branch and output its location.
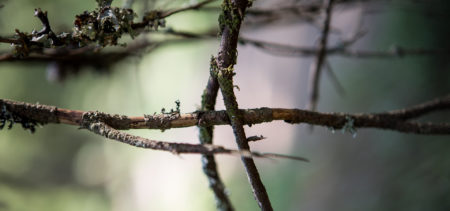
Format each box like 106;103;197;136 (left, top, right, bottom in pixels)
81;118;307;159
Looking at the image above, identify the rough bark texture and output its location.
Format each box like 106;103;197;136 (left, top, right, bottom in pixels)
1;98;449;134
215;0;273;210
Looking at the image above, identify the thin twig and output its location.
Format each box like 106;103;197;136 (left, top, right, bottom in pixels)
80;115;308;161
306;0;335;111
161;0;217;17
161;30;450;59
198;44;233;211
241;38;450;58
324;59;346;97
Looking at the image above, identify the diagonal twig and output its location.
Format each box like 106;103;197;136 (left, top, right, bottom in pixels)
81;116;308;161
198;48;233;211
214;0;273;210
306;0;335;111
161;0;217;17
324;59;346;96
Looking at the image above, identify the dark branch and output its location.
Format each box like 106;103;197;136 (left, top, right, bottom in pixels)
161;0;217;17
239;37;450;58
198;61;232;209
81;116;308;160
0;1;217;59
1;95;449;134
306;0;335;112
215;0;272;209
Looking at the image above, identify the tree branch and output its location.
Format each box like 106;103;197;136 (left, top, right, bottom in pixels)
0;0;218;58
161;0;217;17
306;0;335;112
239;37;450;58
214;0;273;209
1;95;449;134
82;118;307;161
0;101;309;160
198;48;233;211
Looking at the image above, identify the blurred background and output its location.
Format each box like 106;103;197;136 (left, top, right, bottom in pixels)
0;0;449;210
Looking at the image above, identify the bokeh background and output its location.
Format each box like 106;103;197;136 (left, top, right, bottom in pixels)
0;0;449;210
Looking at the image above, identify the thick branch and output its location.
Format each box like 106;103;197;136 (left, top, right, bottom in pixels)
1;96;449;134
0;104;309;160
215;0;273;209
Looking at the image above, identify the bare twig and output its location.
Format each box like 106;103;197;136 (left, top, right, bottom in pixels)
2;95;449;134
324;59;346;96
131;0;217;29
160;30;450;59
238;37;450;58
161;0;217;17
306;0;335;111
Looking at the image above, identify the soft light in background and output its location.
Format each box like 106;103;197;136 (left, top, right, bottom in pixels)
0;0;449;210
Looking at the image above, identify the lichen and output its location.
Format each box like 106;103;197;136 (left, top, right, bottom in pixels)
72;6;138;47
341;116;357;138
218;0;242;36
81;111;131;130
216;65;242;122
10;2;143;58
199;127;213;144
144;100;181;132
0;103;39;133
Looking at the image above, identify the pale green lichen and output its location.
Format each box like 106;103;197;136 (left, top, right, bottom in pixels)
72;6;138;47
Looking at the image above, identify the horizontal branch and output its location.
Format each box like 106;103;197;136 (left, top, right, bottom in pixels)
239;37;450;58
0;39;154;63
0;100;308;160
156;30;450;59
1;95;449;134
4;29;447;66
0;0;217;58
